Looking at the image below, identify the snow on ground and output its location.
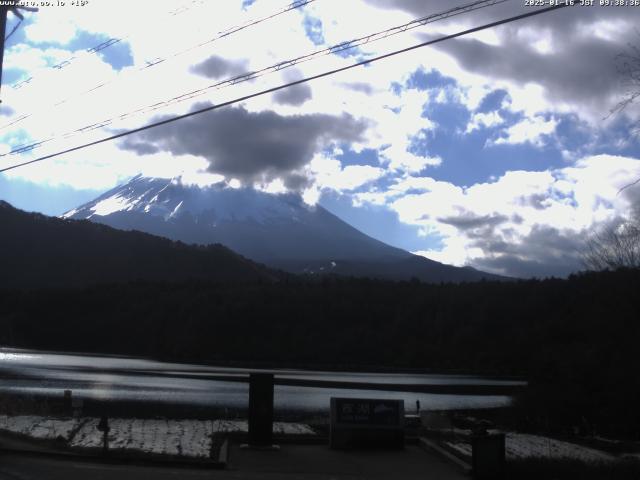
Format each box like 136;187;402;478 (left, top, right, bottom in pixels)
71;418;216;458
274;421;316;435
0;415;79;440
445;432;615;463
0;415;316;459
212;420;315;436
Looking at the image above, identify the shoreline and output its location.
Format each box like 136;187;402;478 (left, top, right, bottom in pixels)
0;346;527;379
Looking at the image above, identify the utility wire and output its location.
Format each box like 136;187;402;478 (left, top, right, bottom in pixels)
2;0;316;131
130;0;509;113
1;0;506;152
4;18;22;42
0;2;572;174
9;0;205;92
149;0;318;67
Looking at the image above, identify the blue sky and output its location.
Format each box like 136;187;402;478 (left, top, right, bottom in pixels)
2;0;640;278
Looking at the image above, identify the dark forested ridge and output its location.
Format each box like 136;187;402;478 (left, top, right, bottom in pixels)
1;269;639;434
0;200;275;288
2;198;640;434
2;270;637;372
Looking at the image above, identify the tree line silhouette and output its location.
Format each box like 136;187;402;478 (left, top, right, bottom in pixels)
1;269;639;436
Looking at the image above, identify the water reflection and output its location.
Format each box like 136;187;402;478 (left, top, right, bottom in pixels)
0;348;521;412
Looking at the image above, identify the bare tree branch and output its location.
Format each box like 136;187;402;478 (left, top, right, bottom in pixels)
609;34;640;193
582;220;640;271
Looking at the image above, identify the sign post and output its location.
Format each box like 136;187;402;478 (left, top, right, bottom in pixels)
97;416;110;454
330;397;404;449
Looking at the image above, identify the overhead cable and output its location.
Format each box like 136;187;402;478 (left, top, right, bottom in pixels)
0;2;573;174
1;0;506;153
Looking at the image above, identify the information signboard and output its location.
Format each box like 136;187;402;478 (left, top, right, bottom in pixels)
330;397;404;449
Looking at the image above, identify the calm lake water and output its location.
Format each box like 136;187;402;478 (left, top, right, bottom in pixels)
0;348;523;412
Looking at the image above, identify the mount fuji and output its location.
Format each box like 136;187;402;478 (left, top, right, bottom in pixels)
63;176;503;282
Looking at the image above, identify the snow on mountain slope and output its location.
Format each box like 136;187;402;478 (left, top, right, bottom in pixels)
64;175;303;224
64;176;503;282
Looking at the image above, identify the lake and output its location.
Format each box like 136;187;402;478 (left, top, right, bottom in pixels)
0;348;524;414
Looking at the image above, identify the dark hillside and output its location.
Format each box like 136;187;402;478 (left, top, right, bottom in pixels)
0;200;274;288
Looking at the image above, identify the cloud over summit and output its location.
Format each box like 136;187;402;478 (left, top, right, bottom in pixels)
119;104;368;187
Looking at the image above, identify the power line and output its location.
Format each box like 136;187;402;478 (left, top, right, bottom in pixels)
2;0;316;131
4;17;21;42
1;0;506;153
0;2;572;174
160;0;317;64
8;0;205;92
3;0;497;135
132;0;509;112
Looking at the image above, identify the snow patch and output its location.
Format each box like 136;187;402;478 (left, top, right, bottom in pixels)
0;415;315;459
67;176;311;225
90;195;133;217
168;200;184;219
61;209;78;219
0;415;79;440
71;418;214;458
445;432;615;463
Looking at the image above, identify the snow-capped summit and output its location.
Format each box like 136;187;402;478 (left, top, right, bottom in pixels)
63;175;307;225
64;176;503;282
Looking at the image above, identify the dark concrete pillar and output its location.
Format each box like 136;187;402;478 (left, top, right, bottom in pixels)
472;433;505;480
63;390;72;414
248;373;274;446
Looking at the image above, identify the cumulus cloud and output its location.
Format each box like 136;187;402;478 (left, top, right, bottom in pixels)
438;13;640;122
0;105;15;117
381;142;442;173
6;0;640;280
433;33;626;116
468;225;586;278
466;111;503;133
190;55;249;79
273;83;312;106
24;13;77;45
118;138;160;155
365;1;640;123
4;44;71;72
308;154;385;192
117;103;368;188
369;88;441;174
366;0;638;42
492;115;558;147
364;0;478;17
272;70;312;106
438;212;509;231
339;82;375;95
357;155;640;277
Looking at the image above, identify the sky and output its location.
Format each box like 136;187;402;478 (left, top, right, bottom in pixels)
2;0;640;278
